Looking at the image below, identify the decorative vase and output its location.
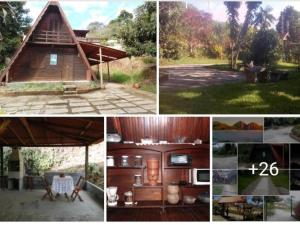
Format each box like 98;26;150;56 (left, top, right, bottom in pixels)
147;158;159;186
167;184;180;204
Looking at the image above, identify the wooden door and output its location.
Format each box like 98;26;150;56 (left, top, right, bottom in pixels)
62;54;73;80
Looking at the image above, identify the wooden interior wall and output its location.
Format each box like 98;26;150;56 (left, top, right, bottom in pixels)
107;117;210;143
10;45;86;82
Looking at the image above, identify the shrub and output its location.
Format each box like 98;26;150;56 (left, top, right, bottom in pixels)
249;29;280;66
21;149;54;175
110;72;131;83
291;125;300;138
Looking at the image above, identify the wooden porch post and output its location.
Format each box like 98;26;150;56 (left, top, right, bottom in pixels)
0;147;3;189
99;47;104;88
107;62;110;82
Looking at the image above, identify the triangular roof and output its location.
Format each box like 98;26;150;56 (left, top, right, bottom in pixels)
1;1;96;82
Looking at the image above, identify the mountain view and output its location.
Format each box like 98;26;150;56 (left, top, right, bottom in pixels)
213;121;263;130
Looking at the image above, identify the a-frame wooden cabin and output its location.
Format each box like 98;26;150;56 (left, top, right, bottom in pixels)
0;1;127;84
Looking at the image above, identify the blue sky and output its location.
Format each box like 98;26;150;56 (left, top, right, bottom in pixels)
186;0;300;25
25;0;146;29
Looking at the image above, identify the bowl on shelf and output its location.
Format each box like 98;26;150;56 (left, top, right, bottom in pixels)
183;195;196;204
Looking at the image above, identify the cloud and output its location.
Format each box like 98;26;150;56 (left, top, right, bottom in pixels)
79;9;111;29
61;1;109;14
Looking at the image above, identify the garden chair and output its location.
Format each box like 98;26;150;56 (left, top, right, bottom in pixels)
71;176;85;202
41;176;54;201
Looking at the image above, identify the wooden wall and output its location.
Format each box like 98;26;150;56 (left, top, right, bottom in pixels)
9;45;86;82
107;117;210;144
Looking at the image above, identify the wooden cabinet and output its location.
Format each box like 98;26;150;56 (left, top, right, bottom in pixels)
107;143;210;213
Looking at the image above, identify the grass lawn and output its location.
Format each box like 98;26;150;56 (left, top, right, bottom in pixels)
213;185;223;195
238;171;260;194
270;171;289;190
6;82;64;92
160;62;300;114
110;70;156;94
106;56;156;94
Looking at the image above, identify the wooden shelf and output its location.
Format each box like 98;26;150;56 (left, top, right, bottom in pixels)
133;183;163;188
108;201;163;209
164;200;207;208
181;184;210;188
164;166;192;169
107;166;145;169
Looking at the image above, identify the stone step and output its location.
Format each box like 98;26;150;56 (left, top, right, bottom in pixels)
64;90;77;95
63;85;77;91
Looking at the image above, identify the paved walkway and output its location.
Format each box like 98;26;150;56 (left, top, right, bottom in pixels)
0;83;156;115
160;65;244;90
264;126;299;143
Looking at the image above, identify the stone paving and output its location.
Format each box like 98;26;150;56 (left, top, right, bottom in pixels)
0;84;156;115
160;64;245;90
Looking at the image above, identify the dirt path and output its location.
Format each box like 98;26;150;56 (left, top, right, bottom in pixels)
213;156;237;169
242;177;279;195
264;126;298;143
160;65;244;90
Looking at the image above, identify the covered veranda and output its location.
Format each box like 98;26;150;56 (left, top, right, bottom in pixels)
0;117;104;221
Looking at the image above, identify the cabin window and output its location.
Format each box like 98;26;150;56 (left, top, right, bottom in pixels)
50;54;58;65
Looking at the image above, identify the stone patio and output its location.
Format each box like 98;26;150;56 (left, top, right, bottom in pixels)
0;190;104;221
160;64;245;90
0;83;156;115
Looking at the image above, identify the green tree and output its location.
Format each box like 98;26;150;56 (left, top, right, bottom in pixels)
253;6;276;30
159;2;185;59
233;1;261;68
0;2;31;67
224;1;241;68
250;29;280;66
225;1;261;69
276;6;300;41
119;2;156;56
180;6;213;57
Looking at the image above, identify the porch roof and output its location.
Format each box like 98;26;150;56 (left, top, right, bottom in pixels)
79;41;127;65
0;117;104;147
218;196;247;204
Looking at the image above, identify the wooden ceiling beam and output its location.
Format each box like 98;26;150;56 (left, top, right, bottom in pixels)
6;120;26;146
31;122;93;145
0;137;8;145
20;118;37;145
80;121;93;136
0;119;11;136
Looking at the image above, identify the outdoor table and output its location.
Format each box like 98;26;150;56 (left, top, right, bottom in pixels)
51;175;74;199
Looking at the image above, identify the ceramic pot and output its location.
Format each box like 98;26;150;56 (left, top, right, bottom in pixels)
167;184;179;194
147;159;159;186
147;159;159;169
167;184;180;204
167;194;180;204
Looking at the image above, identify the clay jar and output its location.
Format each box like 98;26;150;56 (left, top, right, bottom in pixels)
167;184;180;204
147;158;159;186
